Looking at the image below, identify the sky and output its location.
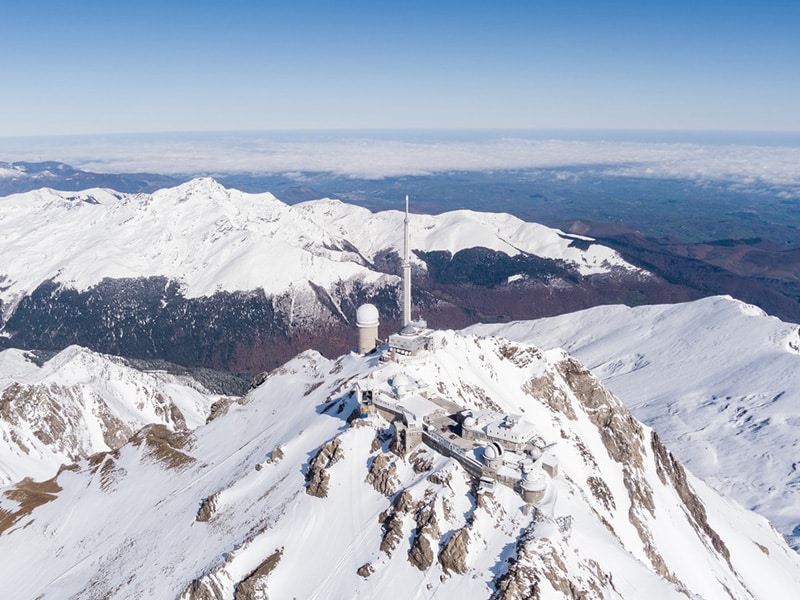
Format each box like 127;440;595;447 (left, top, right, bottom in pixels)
1;0;799;136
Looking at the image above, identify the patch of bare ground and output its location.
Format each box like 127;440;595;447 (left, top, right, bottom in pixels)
0;475;62;534
129;424;195;470
233;548;283;599
180;575;226;600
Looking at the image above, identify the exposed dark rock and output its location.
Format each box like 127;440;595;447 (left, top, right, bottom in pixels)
181;577;226;600
379;512;405;556
408;532;434;571
195;493;219;523
305;438;343;498
439;528;470;575
366;454;398;497
234;548;283;600
357;563;374;578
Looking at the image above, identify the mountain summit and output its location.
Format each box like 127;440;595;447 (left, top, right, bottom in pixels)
1;331;797;599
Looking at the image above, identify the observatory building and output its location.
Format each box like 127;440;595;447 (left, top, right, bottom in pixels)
356;303;380;354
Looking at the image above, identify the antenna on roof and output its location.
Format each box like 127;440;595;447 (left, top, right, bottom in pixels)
402;195;411;327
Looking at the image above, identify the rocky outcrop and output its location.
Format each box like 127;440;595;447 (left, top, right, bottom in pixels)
181;577;226;600
305;438;343;498
439;527;470;575
522;373;576;420
234;548;283;600
408;532;434;571
366;454;398;497
196;493;219;523
556;357;645;467
408;493;440;571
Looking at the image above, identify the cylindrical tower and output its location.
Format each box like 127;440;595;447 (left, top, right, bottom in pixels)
356;303;380;354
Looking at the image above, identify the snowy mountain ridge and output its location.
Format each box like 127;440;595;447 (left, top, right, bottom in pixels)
0;177;638;315
0;345;223;486
1;330;798;599
468;295;800;551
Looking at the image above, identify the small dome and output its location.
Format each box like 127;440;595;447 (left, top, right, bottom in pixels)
463;416;476;429
400;323;417;336
356;303;379;326
485;442;503;460
521;469;547;492
392;372;412;389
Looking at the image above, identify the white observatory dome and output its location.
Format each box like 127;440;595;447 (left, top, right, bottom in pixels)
356;303;380;327
485;442;503;460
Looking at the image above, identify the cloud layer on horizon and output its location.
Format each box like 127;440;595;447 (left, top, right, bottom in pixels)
1;135;799;196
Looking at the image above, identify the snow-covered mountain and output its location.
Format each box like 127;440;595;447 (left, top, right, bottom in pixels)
0;178;659;370
0;177;633;303
468;295;800;551
1;331;798;599
0;345;223;486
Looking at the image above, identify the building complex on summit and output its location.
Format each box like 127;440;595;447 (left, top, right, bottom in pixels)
352;197;558;508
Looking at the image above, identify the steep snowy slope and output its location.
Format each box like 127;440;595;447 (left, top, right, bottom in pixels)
1;332;797;599
469;295;800;550
0;346;222;486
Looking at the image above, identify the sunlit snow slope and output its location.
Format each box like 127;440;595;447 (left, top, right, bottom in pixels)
1;332;798;599
469;295;800;550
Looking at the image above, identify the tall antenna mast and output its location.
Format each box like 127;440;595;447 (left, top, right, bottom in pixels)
402;194;411;328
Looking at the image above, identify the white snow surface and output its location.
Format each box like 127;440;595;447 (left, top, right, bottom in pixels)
0;178;638;314
1;331;798;599
0;345;221;486
468;295;800;550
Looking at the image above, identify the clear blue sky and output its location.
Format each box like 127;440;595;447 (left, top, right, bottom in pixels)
1;0;798;136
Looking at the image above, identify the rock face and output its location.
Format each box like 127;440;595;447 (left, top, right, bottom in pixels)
233;549;282;600
366;454;398;497
305;438;344;498
439;528;470;575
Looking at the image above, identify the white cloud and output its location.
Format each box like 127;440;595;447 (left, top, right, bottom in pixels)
1;133;800;193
